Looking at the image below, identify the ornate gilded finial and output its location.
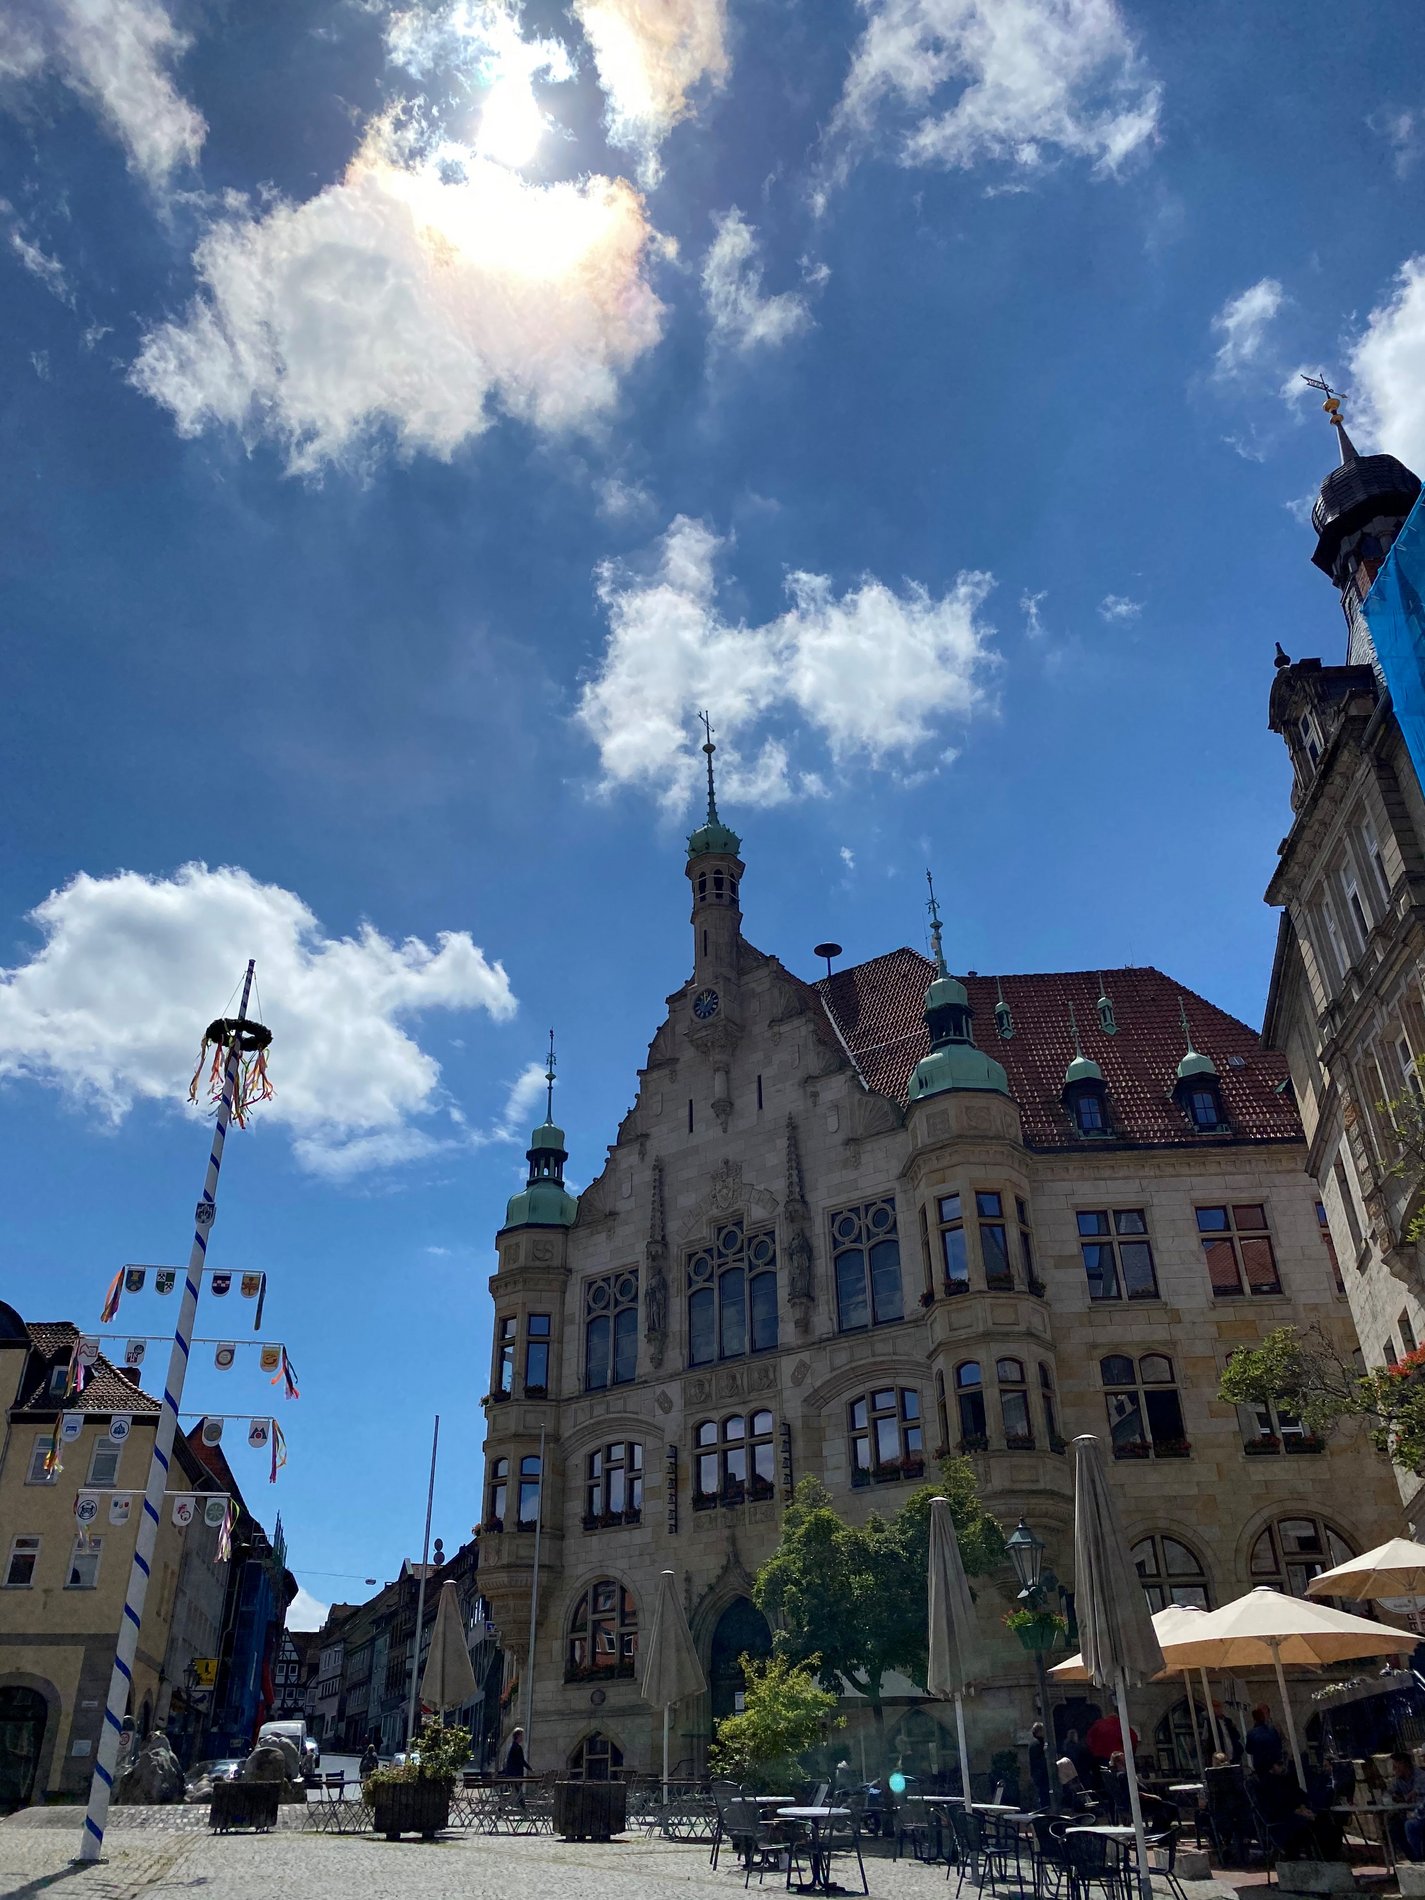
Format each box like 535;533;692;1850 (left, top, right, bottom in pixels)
925;869;947;976
1301;373;1359;465
699;710;719;823
545;1028;556;1123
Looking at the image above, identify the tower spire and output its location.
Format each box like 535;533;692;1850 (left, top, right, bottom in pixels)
700;710;720;824
544;1027;556;1124
1070;1002;1084;1060
925;868;948;977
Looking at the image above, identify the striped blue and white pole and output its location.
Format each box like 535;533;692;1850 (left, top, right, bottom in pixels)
78;960;256;1863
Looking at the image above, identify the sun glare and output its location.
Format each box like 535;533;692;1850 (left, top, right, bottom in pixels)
475;74;544;168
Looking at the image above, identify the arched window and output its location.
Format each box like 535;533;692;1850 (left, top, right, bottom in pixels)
1101;1354;1188;1459
484;1457;508;1531
585;1442;643;1528
694;1411;774;1507
516;1455;541;1531
569;1731;624;1781
687;1221;778;1366
567;1581;637;1679
1133;1533;1210;1611
848;1388;923;1484
584;1271;639;1391
697;873;708;901
955;1362;986;1449
1250;1516;1355;1599
997;1359;1032;1448
831;1198;903;1331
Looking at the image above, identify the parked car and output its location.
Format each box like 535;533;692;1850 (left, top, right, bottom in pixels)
257;1720;319;1775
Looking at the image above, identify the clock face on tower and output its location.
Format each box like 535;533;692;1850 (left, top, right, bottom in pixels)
692;987;721;1021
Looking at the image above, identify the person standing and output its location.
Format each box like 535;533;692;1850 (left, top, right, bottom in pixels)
1245;1705;1284;1777
503;1727;529;1778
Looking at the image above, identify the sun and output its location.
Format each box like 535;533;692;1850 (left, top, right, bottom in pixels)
476;75;545;170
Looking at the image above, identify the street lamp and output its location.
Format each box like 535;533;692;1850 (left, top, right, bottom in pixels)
1006;1519;1061;1813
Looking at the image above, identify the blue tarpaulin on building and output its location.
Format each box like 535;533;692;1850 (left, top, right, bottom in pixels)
1364;489;1425;789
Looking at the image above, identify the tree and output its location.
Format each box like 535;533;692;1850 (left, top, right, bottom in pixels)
752;1459;1004;1770
1219;1323;1425;1471
708;1655;843;1790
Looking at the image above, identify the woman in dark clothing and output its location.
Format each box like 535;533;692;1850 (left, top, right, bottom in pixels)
503;1728;529;1777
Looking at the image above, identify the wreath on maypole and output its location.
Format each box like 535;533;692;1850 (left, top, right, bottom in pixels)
188;1016;275;1128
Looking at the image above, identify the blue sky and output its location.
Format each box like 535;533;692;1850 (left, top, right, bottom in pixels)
2;0;1425;1627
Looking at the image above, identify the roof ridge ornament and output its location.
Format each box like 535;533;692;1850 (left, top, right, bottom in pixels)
1301;372;1359;465
700;709;720;825
544;1027;556;1125
1096;974;1117;1035
925;868;948;977
994;976;1013;1041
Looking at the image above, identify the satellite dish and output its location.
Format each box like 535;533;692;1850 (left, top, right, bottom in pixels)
814;942;842;979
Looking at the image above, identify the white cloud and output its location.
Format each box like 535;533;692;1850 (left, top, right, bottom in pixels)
385;0;575;169
7;227;72;304
1349;255;1425;471
495;1060;549;1139
826;0;1159;188
1368;107;1418;179
0;0;204;190
1098;593;1142;620
1019;588;1047;638
131;113;665;474
572;0;729;183
577;515;998;809
1211;277;1283;374
287;1584;332;1632
839;845;856;870
702;209;811;352
0;863;519;1177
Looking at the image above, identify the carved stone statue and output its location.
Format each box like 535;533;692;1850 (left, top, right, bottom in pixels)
645;1264;667;1342
787;1226;815;1305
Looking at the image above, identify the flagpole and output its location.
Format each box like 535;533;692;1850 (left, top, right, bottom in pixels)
407;1415;440;1749
522;1423;547;1760
79;961;258;1864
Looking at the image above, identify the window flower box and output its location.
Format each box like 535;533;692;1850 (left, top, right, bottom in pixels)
944;1279;970;1298
622;1506;643;1524
582;1508;641;1531
480;1517;504;1534
524;1384;549;1400
918;1289;936;1308
692;1491;717;1512
1047;1433;1068;1455
1152;1438;1191;1459
850;1467;871;1489
1283;1433;1326;1454
1244;1435;1280;1456
985;1271;1015;1293
956;1434;989;1455
1004;1432;1036;1452
871;1457;925;1484
563;1659;635;1685
749;1478;775;1502
1112;1440;1152;1460
720;1483;747;1508
488;1388;511;1404
515;1518;538;1533
1026;1277;1047;1299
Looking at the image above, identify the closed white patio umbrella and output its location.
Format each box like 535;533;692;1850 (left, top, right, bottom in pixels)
1072;1435;1164;1900
927;1495;986;1819
640;1568;707;1802
1165;1585;1416;1786
420;1579;480;1718
1306;1536;1425;1603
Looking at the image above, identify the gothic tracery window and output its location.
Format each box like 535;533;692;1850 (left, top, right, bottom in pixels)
584;1271;639;1391
831;1198;903;1331
687;1220;777;1366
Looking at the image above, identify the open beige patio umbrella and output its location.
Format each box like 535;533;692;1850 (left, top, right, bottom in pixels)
640;1569;707;1802
1073;1435;1164;1900
420;1579;480;1718
927;1495;985;1820
1050;1601;1212;1775
1306;1536;1425;1603
1165;1585;1416;1786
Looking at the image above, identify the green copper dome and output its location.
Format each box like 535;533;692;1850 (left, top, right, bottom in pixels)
529;1119;565;1151
687;817;742;859
908;1041;1009;1100
1176;1048;1217;1081
503;1177;578;1229
1065;1052;1103;1085
925;971;968;1012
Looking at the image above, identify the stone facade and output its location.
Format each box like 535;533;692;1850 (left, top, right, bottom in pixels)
478;810;1401;1782
1263;418;1425;1525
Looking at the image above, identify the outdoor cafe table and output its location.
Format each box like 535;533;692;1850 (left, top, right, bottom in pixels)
1332;1803;1411;1873
776;1807;852;1894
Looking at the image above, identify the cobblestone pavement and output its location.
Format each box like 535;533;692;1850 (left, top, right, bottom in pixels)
0;1819;1241;1900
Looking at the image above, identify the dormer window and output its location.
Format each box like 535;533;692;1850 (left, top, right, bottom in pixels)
1074;1089;1107;1134
1184;1082;1225;1131
1097;995;1117;1035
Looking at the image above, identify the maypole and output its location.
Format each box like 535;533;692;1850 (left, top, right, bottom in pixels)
78;962;269;1862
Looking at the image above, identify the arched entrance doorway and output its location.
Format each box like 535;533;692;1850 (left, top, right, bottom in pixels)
709;1597;772;1723
0;1686;48;1812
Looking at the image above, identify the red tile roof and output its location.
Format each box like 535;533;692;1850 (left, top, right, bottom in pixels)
12;1320;161;1416
814;952;1300;1150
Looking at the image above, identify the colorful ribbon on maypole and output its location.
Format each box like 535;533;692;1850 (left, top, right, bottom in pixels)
79;962;270;1865
100;1271;123;1324
270;1419;286;1484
